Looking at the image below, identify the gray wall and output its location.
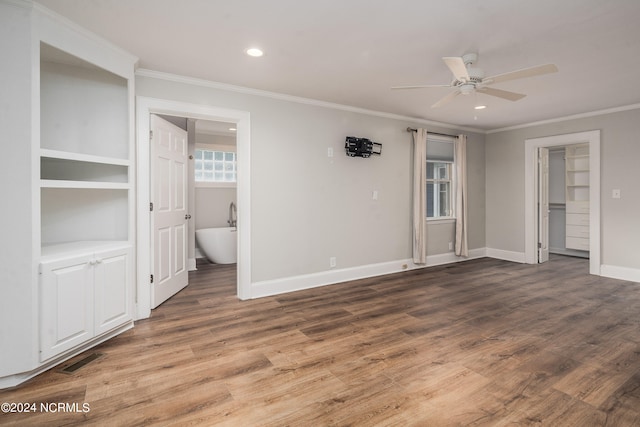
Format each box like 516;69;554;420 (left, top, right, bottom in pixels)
486;108;640;270
136;75;486;282
195;188;236;229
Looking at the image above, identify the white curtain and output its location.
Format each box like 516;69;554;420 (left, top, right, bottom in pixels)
412;128;427;264
455;134;468;257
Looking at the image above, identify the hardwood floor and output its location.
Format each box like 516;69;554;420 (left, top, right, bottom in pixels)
2;256;640;426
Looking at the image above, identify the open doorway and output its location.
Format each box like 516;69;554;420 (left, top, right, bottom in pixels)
135;97;252;320
192;119;238;268
524;130;600;275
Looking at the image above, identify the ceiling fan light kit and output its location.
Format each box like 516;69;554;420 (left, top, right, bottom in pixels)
391;52;558;109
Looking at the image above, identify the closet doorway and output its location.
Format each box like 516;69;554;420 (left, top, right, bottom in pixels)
524;130;600;275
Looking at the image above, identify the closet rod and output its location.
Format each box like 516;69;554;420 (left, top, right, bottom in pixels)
406;127;458;138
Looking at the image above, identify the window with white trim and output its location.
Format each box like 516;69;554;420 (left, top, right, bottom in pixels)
194;149;236;183
426;138;455;219
427;161;452;218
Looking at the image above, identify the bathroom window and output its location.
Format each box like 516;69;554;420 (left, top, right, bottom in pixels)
195;149;236;184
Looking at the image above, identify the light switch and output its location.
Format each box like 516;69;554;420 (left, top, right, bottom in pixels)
327;147;334;157
612;189;621;199
372;190;378;200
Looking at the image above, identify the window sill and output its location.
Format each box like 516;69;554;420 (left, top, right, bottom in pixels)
426;217;456;224
195;182;237;189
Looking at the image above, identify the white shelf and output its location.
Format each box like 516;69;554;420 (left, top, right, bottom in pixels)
40;148;130;167
41;240;130;262
40;179;130;189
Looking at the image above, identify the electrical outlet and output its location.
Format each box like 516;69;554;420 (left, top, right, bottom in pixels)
329;257;337;268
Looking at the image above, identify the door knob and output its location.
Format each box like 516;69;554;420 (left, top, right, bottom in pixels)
185;214;192;220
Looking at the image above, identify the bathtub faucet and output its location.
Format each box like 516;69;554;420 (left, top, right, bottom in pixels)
228;202;237;228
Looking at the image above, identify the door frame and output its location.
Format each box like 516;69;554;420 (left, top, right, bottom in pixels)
537;147;549;263
524;130;600;274
136;97;252;320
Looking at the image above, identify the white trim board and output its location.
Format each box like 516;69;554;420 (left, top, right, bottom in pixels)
600;265;640;283
524;130;601;275
251;248;486;299
136;97;252;320
485;248;526;264
487;103;640;134
135;68;483;135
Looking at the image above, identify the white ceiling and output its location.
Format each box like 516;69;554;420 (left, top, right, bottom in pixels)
37;0;640;131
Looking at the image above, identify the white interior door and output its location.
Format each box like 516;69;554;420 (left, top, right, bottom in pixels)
151;115;189;308
538;147;550;263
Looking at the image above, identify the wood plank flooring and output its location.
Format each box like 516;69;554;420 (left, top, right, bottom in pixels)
2;255;640;426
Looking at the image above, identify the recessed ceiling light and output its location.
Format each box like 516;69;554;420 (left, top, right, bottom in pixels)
229;127;236;131
246;48;263;57
474;105;487;110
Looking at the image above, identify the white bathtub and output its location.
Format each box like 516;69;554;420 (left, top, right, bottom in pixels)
196;227;237;264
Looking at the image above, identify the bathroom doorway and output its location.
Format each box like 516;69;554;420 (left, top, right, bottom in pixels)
191;119;238;269
136;97;252;320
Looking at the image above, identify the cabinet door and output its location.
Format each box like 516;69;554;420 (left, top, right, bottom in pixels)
94;247;132;335
40;255;94;362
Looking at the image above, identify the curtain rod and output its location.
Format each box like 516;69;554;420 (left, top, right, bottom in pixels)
406;127;458;138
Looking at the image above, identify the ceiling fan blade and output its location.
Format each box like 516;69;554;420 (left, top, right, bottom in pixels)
443;57;469;81
485;63;558;85
431;90;460;108
477;87;526;101
391;84;451;90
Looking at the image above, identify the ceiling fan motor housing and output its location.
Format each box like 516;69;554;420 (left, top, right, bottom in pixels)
453;67;485;90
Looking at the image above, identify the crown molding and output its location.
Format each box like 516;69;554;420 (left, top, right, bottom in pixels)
487;103;640;134
135;68;485;135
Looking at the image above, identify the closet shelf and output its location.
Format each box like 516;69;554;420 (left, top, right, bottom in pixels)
40;179;130;189
40;148;130;167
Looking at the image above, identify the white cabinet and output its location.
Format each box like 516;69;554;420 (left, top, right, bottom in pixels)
0;2;137;388
565;144;590;251
39;244;132;362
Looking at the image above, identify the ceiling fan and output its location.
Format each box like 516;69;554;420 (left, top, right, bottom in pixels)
392;53;558;108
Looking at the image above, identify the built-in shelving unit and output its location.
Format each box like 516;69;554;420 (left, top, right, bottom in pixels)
40;43;132;255
565;143;590;252
0;2;137;389
38;40;135;361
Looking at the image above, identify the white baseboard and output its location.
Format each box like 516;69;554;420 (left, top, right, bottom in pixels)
251;248;487;299
600;264;640;283
485;248;526;263
188;258;197;271
424;248;486;267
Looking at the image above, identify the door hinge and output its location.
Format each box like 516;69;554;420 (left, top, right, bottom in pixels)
149;130;153;140
150;202;154;212
150;274;154;284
